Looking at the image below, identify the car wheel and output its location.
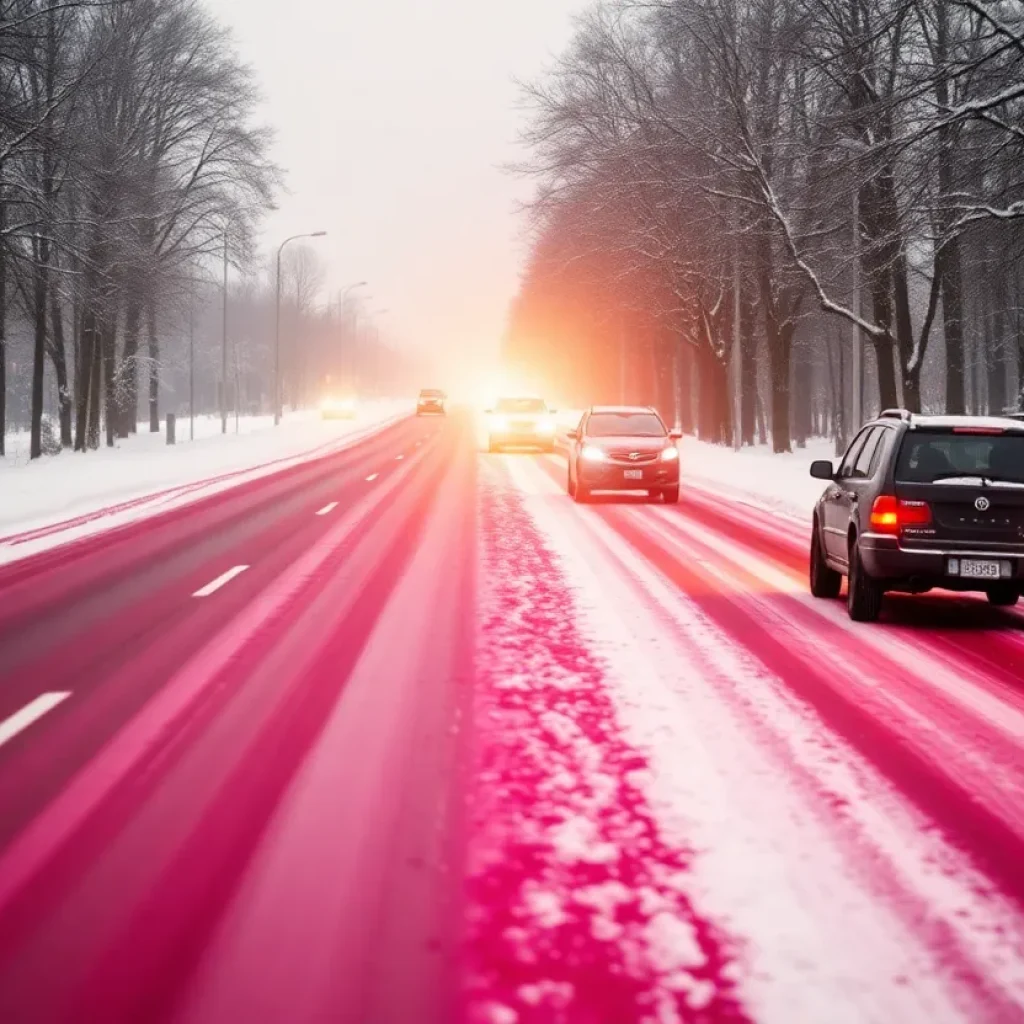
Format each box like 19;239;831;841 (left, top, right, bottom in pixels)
809;518;842;599
987;584;1020;607
661;484;680;504
567;467;576;498
573;481;589;504
487;438;499;453
847;540;883;622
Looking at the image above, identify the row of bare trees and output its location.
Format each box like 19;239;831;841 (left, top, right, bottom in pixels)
506;0;1024;452
0;0;277;459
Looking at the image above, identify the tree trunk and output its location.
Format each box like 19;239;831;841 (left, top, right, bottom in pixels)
987;284;1007;416
148;302;159;432
102;306;116;448
120;297;142;437
29;237;50;459
48;292;72;447
740;292;756;445
87;313;101;449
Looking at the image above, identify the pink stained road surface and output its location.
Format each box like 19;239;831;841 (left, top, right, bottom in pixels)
0;416;1020;1022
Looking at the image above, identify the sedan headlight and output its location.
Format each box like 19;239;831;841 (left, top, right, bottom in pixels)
537;417;556;434
580;445;607;463
661;446;679;462
489;414;508;432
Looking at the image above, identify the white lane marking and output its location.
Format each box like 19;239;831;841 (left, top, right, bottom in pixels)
366;473;379;482
0;692;70;749
316;503;338;516
193;565;249;598
395;454;404;461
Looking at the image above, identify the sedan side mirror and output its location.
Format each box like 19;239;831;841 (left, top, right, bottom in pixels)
484;408;493;415
669;429;683;440
810;459;835;481
565;429;579;441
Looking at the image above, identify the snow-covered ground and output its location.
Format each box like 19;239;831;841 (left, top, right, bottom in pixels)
0;401;411;563
680;436;834;521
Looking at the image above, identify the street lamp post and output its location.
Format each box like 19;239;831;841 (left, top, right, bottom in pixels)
274;231;327;425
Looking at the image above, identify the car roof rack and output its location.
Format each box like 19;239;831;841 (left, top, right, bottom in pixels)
879;408;912;422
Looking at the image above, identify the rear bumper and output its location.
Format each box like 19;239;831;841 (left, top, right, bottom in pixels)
859;533;1024;589
416;406;444;415
579;461;679;491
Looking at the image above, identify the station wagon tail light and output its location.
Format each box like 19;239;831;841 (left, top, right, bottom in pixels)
870;495;932;534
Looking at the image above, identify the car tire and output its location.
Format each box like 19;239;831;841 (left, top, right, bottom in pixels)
986;585;1020;607
487;438;499;453
573;481;589;504
809;519;842;599
567;468;576;498
661;485;680;504
847;540;883;622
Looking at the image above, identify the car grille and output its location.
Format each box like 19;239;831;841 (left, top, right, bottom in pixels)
606;449;659;464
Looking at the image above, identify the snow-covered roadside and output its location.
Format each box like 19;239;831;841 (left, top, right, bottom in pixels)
466;458;746;1023
0;401;411;564
489;454;1024;1023
679;437;833;521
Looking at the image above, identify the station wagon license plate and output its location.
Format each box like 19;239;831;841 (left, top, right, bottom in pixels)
958;559;1001;580
624;469;643;481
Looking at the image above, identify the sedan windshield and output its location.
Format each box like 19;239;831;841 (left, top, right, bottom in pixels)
895;433;1024;485
495;397;547;414
586;412;666;437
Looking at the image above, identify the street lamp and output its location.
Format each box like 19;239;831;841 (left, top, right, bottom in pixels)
274;230;327;425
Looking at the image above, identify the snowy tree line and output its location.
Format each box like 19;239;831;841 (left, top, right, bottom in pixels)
505;0;1024;452
0;0;278;459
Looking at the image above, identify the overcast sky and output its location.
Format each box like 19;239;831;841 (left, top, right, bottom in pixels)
203;0;585;382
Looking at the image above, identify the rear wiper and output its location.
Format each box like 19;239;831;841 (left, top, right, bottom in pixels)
928;473;991;485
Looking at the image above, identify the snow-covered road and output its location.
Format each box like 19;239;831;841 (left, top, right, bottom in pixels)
466;450;1024;1023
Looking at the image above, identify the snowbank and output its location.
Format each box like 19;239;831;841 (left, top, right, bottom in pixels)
0;400;411;563
680;437;835;521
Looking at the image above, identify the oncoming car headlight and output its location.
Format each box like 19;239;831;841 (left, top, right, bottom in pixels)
661;446;679;462
489;414;508;432
537;417;556;434
580;445;607;463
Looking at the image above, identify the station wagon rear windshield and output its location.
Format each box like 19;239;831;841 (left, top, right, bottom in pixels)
586;412;666;437
420;389;443;397
495;397;546;413
895;432;1024;486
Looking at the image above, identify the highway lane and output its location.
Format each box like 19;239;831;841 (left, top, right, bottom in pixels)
463;449;1024;1023
0;411;473;1023
1;420;1024;1022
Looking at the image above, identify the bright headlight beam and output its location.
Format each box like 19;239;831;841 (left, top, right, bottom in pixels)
581;445;607;463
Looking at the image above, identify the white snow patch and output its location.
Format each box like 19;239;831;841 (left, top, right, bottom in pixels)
549;815;620;866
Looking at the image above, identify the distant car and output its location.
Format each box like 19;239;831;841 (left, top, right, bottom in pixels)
809;409;1024;621
566;406;681;503
320;396;356;419
417;389;446;415
486;396;557;452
